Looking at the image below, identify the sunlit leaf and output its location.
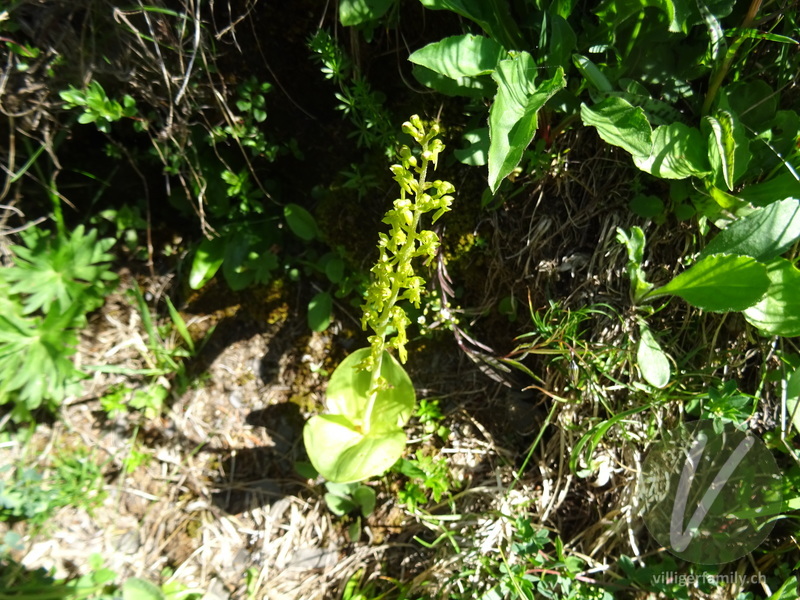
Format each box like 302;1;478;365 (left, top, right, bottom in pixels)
646;254;769;312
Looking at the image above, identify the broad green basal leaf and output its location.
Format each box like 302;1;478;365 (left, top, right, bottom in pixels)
744;258;800;336
580;97;653;157
409;34;505;78
632;123;711;179
326;347;415;429
646;254;769;312
303;414;406;483
699;198;800;262
488;54;565;193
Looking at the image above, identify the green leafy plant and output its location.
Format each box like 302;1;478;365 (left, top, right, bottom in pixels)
303;115;454;483
0;226;117;420
309;30;396;154
59;81;140;133
395;452;453;511
0;448;106;528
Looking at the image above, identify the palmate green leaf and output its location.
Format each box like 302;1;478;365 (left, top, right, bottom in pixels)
326;347;415;428
408;35;505;79
0;306;83;414
637;323;670;388
744;258;800;336
5;225;116;315
699;198;800;262
580;97;653;157
646;254;769;312
488;54;565;193
632;123;711;179
304;414;406;483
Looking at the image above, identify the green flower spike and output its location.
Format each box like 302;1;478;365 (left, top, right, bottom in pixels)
303;115;455;483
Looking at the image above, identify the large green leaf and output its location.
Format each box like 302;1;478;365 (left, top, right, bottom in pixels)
189;236;225;289
303;414;406;483
738;172;800;208
632;123;711;179
699;198;800;262
580;97;653;157
326;347;415;429
339;0;394;26
418;0;523;50
646;254;769;312
408;35;505;78
411;65;495;98
744;258;800;336
488;54;565;193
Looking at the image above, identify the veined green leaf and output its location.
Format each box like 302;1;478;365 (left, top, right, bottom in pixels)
488;54;565;192
633;123;711;179
580;97;653;157
646;254;769;312
303;414;406;483
744;258;800;336
326;348;415;428
409;35;505;78
738;171;800;208
699;198;800;262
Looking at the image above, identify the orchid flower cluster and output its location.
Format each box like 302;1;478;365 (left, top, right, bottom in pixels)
360;115;454;383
